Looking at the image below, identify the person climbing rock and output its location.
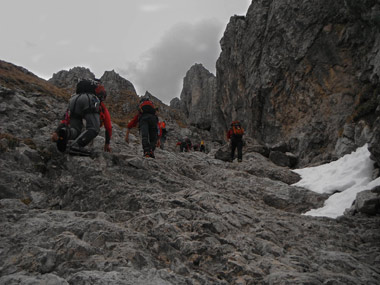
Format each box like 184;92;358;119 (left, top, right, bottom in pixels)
125;97;158;158
159;120;167;149
176;137;192;152
200;140;206;152
51;78;112;155
227;120;244;162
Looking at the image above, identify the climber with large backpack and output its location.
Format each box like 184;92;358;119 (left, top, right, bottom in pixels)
51;78;112;155
125;97;158;158
227;120;244;162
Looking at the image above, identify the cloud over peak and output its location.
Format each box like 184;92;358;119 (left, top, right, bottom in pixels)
119;19;221;104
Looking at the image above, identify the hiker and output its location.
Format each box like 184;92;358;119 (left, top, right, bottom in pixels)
159;121;167;149
51;79;112;155
227;120;244;162
156;120;163;149
200;140;206;152
176;137;192;152
125;97;158;158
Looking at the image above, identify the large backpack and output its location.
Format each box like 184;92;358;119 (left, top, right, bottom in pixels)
76;79;107;101
231;121;244;136
139;98;156;114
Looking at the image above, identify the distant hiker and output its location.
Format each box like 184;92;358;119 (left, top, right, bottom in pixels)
159;121;167;149
156;120;163;149
227;120;244;162
200;140;206;152
178;137;192;152
52;79;112;155
125;97;158;158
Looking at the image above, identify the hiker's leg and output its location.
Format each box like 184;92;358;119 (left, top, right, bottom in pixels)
230;140;237;160
68;117;82;140
139;115;151;153
148;114;158;152
73;113;100;147
237;139;243;160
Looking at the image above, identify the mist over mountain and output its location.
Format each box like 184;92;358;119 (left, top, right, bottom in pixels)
1;0;380;284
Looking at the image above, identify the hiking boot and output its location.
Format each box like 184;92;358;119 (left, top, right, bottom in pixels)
143;151;155;158
238;159;242;163
69;143;92;156
56;127;69;152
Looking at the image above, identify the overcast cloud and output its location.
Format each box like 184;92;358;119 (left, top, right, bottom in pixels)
0;0;250;104
121;19;222;103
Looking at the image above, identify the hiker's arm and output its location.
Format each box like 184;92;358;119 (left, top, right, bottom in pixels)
104;129;111;152
125;128;131;144
52;108;70;142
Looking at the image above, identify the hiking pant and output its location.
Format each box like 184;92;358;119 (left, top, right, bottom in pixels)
160;135;166;149
231;137;243;160
180;142;186;152
68;94;100;147
139;113;158;153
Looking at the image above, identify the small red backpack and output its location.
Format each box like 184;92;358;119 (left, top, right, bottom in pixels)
231;121;244;136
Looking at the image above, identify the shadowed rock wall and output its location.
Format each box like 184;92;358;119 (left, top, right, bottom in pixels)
215;0;380;165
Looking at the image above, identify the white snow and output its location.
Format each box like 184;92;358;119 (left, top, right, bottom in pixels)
292;144;380;218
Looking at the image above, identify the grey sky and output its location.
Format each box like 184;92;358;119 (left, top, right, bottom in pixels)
1;0;250;104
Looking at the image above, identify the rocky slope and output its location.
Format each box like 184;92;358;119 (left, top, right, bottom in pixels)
1;62;380;284
174;0;380;166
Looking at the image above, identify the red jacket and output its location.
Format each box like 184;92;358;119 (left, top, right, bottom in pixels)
127;113;140;129
100;102;112;144
226;129;233;140
127;100;157;129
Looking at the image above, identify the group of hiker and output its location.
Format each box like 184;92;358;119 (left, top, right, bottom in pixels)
51;79;244;162
175;138;206;153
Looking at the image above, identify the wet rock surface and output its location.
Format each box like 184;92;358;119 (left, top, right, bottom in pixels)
1;84;380;284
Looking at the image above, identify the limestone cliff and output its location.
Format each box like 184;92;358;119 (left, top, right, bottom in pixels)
177;0;380;166
216;0;380;165
178;64;216;131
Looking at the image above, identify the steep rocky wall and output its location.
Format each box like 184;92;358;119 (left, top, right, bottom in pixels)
49;67;95;92
177;64;216;130
215;0;380;165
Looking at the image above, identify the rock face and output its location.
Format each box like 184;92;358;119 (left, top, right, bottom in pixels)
1;61;380;284
99;70;139;123
216;0;380;166
49;67;95;92
178;64;216;130
177;0;380;166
